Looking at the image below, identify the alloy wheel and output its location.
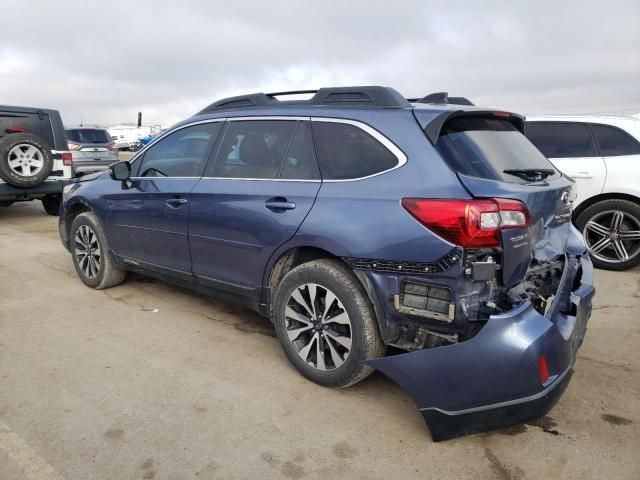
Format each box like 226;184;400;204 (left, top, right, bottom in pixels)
583;210;640;264
74;225;101;279
285;283;352;371
8;144;45;177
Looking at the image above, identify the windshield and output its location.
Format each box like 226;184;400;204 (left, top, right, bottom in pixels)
66;128;112;144
436;117;559;183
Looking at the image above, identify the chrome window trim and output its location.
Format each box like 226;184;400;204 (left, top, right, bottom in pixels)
227;116;310;122
129;176;202;181
310;117;407;182
200;177;321;183
129;176;320;183
125;115;407;183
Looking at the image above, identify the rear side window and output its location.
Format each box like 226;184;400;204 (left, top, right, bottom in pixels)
436;117;558;183
592;124;640;156
212;120;298;179
312;121;399;179
526;122;598;158
66;128;112;144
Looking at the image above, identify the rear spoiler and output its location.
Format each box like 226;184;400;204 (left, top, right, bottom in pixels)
417;110;526;145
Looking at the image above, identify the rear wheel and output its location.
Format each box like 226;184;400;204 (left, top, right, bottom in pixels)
70;212;126;289
576;199;640;271
273;259;385;388
41;194;61;216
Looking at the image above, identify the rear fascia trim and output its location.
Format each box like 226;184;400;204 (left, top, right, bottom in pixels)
423;365;571;416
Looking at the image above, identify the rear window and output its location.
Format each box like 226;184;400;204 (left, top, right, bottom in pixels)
436;117;558;183
0;111;55;147
66;128;112;144
525;122;598;158
313;121;399;179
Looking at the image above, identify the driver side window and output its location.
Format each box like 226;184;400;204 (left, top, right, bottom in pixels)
137;122;221;177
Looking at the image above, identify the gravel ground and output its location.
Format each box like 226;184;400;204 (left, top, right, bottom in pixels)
1;201;639;480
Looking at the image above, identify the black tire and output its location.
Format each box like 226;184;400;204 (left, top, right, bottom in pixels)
273;259;385;388
70;212;126;289
575;198;640;271
0;133;53;187
41;194;61;216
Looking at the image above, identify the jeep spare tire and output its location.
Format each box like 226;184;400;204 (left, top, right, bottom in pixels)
0;133;53;187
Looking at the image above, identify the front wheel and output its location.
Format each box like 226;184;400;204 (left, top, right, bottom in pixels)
576;199;640;271
70;212;126;289
273;259;385;388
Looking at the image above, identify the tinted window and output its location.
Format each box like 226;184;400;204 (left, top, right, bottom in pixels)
526;122;598;158
437;117;558;183
0;111;54;147
280;122;320;180
212;120;297;179
66;128;111;144
137;123;221;177
592;124;640;156
313;122;398;179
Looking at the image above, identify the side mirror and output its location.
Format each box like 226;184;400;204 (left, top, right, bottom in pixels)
110;161;131;181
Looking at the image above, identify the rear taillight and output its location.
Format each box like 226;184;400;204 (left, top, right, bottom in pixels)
107;142;118;151
8;127;25;133
67;142;81;150
401;198;530;248
61;152;73;166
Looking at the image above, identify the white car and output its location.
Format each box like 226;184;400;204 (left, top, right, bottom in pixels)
526;115;640;270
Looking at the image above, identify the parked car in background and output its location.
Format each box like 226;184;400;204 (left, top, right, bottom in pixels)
526;116;640;270
66;127;119;176
59;87;595;440
0;105;72;215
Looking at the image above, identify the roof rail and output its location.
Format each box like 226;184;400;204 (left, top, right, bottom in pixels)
197;86;411;114
408;92;474;106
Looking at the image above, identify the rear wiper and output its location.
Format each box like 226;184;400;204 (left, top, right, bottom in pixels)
503;168;555;181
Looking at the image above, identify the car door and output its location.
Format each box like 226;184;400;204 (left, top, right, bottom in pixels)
107;121;223;276
526;121;605;206
188;118;321;300
591;123;640;196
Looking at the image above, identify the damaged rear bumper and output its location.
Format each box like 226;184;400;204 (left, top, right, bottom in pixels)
367;253;595;441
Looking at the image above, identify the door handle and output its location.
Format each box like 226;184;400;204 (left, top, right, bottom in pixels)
265;197;296;211
166;198;188;208
571;172;594;179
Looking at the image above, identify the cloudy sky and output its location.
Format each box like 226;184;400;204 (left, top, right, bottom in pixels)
1;0;639;127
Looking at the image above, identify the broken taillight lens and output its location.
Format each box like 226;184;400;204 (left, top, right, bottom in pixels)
401;198;530;248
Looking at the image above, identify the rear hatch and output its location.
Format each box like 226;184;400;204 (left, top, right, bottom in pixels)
421;111;575;287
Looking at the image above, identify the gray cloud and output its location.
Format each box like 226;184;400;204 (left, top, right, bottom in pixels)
1;0;638;127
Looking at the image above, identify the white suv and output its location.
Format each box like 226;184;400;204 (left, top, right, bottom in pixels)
526;116;640;270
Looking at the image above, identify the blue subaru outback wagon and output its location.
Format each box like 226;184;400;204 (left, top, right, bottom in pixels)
59;87;595;440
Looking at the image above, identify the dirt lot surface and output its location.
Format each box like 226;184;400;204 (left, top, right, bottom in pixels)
1;201;639;480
